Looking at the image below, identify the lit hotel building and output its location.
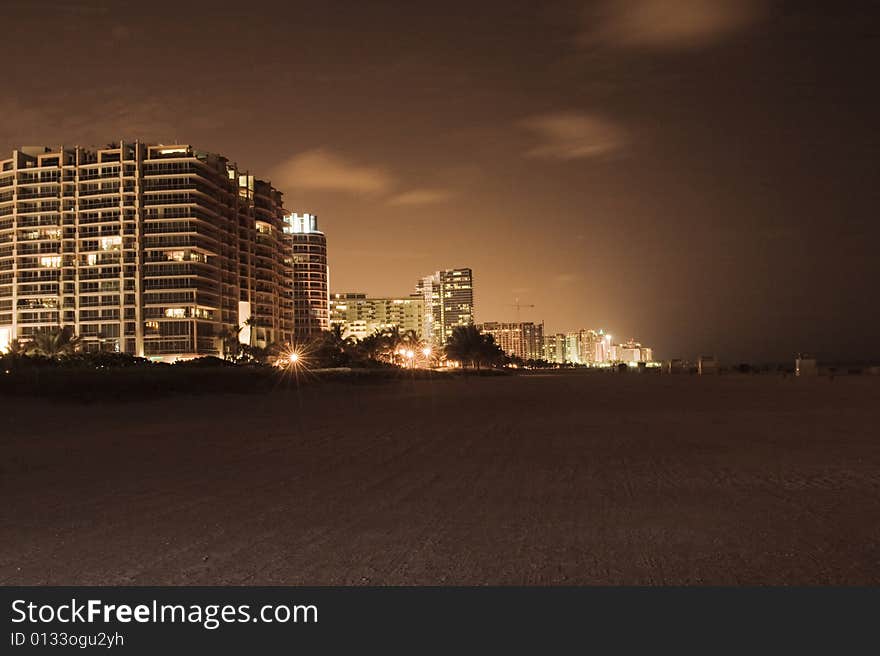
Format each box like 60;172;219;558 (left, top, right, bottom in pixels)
329;292;424;340
479;321;544;361
283;212;329;339
416;267;474;346
0;143;291;359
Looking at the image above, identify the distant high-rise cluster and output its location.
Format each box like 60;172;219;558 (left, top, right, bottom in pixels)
0;143;329;359
542;329;654;365
330;267;474;346
470;322;654;364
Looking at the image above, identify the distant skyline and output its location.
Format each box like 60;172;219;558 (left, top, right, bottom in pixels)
3;1;878;361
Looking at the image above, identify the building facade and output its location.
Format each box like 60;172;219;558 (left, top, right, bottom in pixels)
0;143;291;359
479;321;544;361
616;338;653;363
416;267;474;345
329;292;424;340
543;332;566;363
283;212;328;340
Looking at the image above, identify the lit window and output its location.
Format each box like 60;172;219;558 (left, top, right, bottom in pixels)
100;236;122;251
40;256;61;268
164;308;187;318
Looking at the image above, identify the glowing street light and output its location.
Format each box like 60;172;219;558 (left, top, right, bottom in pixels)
289;352;300;364
421;347;432;358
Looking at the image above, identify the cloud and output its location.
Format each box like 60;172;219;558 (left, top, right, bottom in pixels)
581;0;764;50
271;149;394;194
387;188;454;206
520;111;626;160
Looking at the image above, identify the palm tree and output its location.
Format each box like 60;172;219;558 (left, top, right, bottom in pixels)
312;324;355;367
26;326;82;358
355;329;386;363
215;324;243;361
444;324;505;369
400;328;420;346
383;325;404;365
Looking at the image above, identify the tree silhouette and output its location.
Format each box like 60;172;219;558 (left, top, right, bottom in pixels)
444;325;505;369
215;324;243;361
26;326;82;358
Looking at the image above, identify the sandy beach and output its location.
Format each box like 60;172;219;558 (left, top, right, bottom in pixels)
2;371;879;585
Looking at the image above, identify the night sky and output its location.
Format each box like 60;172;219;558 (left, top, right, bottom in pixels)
3;1;878;362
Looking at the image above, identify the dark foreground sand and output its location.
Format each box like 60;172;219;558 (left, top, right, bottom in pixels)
2;371;879;585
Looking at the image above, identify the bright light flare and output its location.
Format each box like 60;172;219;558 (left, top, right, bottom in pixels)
276;345;308;371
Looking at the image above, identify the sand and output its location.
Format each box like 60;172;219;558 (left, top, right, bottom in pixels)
2;371;879;585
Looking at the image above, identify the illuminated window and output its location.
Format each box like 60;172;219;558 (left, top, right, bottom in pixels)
164;308;187;318
100;236;122;251
40;256;61;268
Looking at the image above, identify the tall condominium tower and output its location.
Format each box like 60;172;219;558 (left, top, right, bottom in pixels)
283;212;328;339
0;143;291;360
416;267;474;345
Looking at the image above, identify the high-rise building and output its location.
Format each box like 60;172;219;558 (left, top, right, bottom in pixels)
329;292;424;340
478;321;544;361
613;339;653;363
617;339;642;363
543;332;566;363
0;143;291;359
283;212;328;340
416;267;473;345
564;331;582;364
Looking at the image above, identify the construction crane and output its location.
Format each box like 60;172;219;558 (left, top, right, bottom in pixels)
507;298;535;323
